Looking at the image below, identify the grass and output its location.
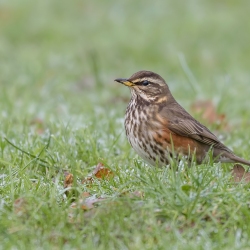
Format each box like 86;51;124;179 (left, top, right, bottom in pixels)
1;0;250;249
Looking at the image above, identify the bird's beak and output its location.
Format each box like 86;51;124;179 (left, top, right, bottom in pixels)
114;78;134;87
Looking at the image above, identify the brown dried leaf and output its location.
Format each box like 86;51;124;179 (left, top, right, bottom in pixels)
13;198;27;216
81;196;104;210
130;190;144;198
70;195;104;211
64;172;74;189
191;100;227;129
82;176;94;185
82;163;114;185
68;195;101;223
81;192;91;198
93;163;114;179
30;118;46;134
232;164;250;183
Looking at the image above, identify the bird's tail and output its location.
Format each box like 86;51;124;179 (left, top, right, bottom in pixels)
230;155;250;167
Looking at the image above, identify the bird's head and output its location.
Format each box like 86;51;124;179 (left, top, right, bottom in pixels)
115;70;171;103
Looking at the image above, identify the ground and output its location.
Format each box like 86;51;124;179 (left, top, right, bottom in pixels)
1;0;250;249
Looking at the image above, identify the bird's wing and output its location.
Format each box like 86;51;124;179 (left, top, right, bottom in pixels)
160;105;231;151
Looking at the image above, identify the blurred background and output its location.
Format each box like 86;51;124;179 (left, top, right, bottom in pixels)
1;0;250;136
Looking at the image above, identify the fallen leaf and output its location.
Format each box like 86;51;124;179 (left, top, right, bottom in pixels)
232;164;250;183
81;196;104;210
81;176;94;185
64;172;74;188
68;195;106;223
81;192;91;198
130;190;144;198
70;195;104;211
93;162;114;179
191;100;227;129
30;118;46;134
82;163;114;184
13;198;27;216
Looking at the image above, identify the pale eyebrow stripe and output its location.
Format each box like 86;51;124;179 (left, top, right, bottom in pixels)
132;77;160;84
132;79;141;83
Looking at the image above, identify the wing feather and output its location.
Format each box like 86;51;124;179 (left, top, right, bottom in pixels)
160;104;232;152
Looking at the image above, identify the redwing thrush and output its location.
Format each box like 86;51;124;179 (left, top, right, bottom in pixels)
115;70;250;167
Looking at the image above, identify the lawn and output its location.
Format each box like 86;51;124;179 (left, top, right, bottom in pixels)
1;0;250;249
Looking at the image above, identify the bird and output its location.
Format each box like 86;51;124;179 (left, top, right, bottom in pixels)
115;70;250;167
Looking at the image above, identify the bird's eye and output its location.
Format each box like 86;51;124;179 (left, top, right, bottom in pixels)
142;80;149;86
